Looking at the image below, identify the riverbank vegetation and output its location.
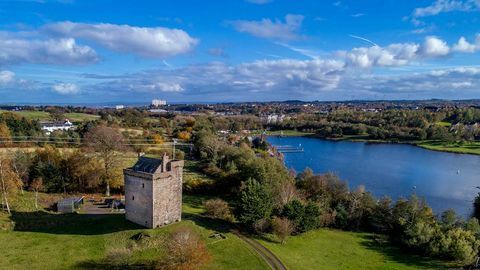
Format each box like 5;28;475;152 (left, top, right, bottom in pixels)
187;119;480;266
267;107;480;155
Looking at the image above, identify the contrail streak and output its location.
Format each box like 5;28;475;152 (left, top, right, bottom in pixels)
349;34;379;47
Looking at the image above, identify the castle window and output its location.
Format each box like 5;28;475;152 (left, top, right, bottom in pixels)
132;196;135;201
142;183;144;188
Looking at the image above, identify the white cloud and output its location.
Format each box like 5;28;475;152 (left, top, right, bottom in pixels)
230;14;304;40
0;70;15;84
452;35;480;52
52;82;79;94
453;37;477;52
0;34;98;65
421;36;450;56
413;0;480;18
43;21;198;58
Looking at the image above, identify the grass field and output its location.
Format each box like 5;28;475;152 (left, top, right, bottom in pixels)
0;110;99;122
0;192;268;270
258;229;451;270
418;140;480;155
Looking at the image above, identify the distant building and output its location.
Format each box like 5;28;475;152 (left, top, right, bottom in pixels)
40;119;75;135
115;105;125;110
123;154;184;228
152;99;167;107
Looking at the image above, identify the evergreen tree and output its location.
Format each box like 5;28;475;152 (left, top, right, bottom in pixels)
238;178;273;227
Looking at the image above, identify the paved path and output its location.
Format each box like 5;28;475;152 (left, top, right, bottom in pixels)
232;229;288;270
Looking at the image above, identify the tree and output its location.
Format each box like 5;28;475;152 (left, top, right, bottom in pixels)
0;157;22;214
0;122;11;147
238;178;273;227
31;177;43;210
473;190;480;220
272;217;293;244
84;125;126;196
158;226;211;270
203;199;234;222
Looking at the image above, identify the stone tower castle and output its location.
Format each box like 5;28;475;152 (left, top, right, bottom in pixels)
124;154;183;228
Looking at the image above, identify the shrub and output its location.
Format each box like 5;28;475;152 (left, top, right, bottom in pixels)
272;217;293;244
157;226;211;270
203;199;234;222
253;218;271;234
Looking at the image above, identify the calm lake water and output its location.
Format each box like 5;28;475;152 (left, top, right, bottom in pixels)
267;136;480;217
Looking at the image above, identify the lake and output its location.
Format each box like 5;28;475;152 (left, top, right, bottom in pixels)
267;136;480;217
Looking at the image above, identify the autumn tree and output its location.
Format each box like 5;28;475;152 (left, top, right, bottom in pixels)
0;123;12;147
0;157;22;214
158;226;211;270
84;125;126;196
31;177;43;210
272;217;293;244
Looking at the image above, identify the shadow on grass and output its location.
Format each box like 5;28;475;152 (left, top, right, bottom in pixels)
10;211;142;235
359;234;451;269
75;261;152;270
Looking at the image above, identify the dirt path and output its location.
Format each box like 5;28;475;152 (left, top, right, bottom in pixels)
232;229;288;270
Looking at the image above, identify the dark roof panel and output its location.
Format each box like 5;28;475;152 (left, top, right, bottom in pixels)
132;157;162;174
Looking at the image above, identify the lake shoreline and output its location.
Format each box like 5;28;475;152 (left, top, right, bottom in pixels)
276;133;480;156
267;135;479;217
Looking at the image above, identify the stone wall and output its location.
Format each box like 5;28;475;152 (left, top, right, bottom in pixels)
152;161;183;227
124;173;153;228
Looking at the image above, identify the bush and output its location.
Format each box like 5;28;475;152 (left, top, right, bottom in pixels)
272;217;293;244
157;226;211;270
203;199;234;222
253;218;271;234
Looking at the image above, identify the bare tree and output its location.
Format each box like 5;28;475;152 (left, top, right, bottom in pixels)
84;125;126;196
31;177;43;210
277;181;298;207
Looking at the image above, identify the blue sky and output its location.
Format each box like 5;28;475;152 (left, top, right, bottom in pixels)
1;0;480;103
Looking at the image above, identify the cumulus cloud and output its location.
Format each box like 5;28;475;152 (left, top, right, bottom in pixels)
0;34;98;65
88;59;345;101
413;0;480;18
421;36;450;56
43;21;198;58
230;14;304;40
338;35;470;69
453;35;480;52
342;67;480;96
52;82;79;94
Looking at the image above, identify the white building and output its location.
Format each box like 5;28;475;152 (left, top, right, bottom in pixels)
152;99;167;107
115;105;125;110
40;119;75;134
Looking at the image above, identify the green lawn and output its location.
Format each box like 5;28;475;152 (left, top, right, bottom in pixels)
0;110;99;122
418;140;480;155
0;193;268;270
258;229;451;270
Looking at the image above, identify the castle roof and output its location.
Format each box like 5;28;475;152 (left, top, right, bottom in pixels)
132;156;163;174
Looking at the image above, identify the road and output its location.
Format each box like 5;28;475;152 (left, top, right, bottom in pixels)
232;229;288;270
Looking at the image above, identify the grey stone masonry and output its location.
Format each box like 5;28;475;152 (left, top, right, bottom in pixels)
124;154;184;228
